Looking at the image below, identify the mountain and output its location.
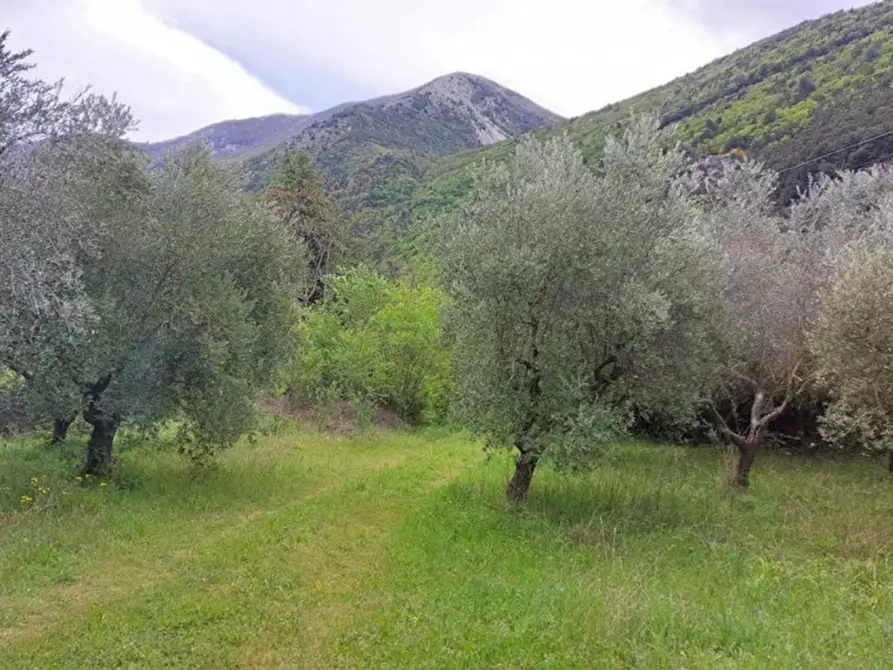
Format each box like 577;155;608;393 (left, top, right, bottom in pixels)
140;114;312;163
239;73;561;210
146;3;893;261
143;73;561;214
420;1;893;210
318;71;562;151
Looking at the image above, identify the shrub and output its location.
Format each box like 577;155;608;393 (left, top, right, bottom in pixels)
286;267;452;425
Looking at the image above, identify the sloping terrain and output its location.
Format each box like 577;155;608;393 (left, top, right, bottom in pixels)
140;114;313;163
143;3;893;253
421;1;893;211
240;73;561;218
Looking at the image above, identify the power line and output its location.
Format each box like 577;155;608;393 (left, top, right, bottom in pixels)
777;126;893;174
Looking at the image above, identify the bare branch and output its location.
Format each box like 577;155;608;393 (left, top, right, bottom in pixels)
711;403;746;448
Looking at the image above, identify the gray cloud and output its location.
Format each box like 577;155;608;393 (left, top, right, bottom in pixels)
668;0;877;36
144;0;742;121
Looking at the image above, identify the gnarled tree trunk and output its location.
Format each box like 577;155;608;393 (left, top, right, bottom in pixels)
507;318;543;505
506;453;539;504
715;389;788;489
83;405;119;476
734;436;761;489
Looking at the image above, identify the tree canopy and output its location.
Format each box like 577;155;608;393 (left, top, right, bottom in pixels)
2;137;304;472
445;120;718;502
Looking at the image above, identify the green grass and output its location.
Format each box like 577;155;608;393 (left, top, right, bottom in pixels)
2;427;893;668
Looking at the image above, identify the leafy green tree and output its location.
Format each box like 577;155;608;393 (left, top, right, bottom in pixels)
814;245;893;471
265;149;348;304
1;143;304;474
287;266;451;425
445;121;718;503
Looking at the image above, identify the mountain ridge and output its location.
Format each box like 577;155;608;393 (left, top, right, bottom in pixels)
144;1;893;259
142;73;561;167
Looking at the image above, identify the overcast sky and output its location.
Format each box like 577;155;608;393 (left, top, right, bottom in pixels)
2;0;876;141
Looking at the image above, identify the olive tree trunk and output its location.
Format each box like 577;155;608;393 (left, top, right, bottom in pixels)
734;436;762;489
83;405;119;476
715;389;792;489
506;454;539;504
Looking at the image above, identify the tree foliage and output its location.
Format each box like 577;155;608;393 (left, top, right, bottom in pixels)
285;266;451;425
265;149;348;304
0;32;137;444
814;245;893;469
693;159;826;486
445;120;718;502
2;140;304;473
0;30;134;161
812;179;893;470
695;161;893;484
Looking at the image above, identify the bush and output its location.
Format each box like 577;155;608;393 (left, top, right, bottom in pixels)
285;267;452;425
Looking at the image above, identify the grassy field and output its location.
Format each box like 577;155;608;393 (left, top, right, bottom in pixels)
1;426;893;668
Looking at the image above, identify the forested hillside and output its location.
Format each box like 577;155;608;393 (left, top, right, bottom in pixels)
419;1;893;212
146;2;893;254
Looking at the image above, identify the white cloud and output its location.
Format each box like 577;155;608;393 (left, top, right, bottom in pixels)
146;0;747;118
4;0;306;141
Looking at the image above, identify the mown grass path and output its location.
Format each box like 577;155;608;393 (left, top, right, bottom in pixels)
2;429;893;668
0;429;478;667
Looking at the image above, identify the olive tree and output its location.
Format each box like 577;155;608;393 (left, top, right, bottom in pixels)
445;120;718;503
2;143;304;474
812;189;893;472
704;161;811;487
0;31;134;442
0;136;139;443
694;160;829;487
0;30;133;165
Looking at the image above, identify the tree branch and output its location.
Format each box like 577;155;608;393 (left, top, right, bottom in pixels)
728;367;760;390
711;403;746;448
753;362;815;432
